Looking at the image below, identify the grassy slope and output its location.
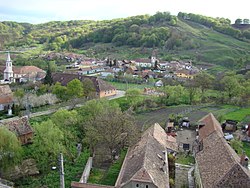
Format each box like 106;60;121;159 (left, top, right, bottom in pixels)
172;19;250;65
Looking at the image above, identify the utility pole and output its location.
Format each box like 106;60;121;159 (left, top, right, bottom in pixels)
59;153;65;188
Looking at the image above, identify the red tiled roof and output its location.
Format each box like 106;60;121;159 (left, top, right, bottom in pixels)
116;123;170;188
13;66;45;74
4;116;33;136
198;113;223;140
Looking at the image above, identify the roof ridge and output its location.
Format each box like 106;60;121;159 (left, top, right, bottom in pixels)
142;131;156;185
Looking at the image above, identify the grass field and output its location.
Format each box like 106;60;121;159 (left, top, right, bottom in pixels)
107;81;152;91
88;150;127;186
223;107;250;122
135;105;250;130
176;153;195;165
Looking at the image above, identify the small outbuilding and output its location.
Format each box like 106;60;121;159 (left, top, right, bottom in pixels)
3;116;33;145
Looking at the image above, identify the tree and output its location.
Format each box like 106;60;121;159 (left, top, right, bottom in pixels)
185;80;200;104
220;76;241;100
51;109;79;128
66;79;84;98
78;99;119;123
0;127;22;173
52;82;68;100
243;19;250;24
193;72;214;100
43;62;53;85
31;120;65;172
194;72;214;93
84;106;138;159
51;110;79;160
125;88;143;108
235;18;243;25
82;78;96;99
14;88;25;105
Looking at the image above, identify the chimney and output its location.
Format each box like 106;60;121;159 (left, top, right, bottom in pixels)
240;152;249;168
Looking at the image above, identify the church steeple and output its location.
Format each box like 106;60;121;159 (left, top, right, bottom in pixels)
4;51;14;82
7;51;11;62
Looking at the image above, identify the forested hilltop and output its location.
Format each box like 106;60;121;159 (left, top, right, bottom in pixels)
0;11;250;69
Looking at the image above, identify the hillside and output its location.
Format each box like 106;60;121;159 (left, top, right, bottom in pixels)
0;11;249;69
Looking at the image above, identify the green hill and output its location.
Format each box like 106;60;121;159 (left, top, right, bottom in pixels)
0;11;249;69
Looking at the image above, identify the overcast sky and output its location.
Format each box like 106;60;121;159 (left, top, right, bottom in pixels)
0;0;249;24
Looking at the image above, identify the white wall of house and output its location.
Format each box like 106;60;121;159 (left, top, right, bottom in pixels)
0;104;4;111
135;62;152;68
100;72;114;77
122;181;157;188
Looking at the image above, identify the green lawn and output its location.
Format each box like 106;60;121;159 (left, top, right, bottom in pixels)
107;81;152;91
175;153;195;165
223;107;250;122
87;168;106;184
243;142;250;157
88;149;127;186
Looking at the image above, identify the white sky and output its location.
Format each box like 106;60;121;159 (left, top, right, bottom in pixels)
0;0;249;24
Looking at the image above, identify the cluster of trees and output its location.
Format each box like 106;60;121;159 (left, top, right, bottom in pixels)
0;127;22;174
178;12;250;40
160;71;250;106
70;12;176;48
0;98;138;176
235;18;250;25
109;72;250;113
51;78;95;101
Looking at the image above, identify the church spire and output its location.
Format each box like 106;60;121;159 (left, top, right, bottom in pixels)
6;51;11;62
4;51;14;82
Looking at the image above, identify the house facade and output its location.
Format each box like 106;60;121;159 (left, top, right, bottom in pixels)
194;113;250;188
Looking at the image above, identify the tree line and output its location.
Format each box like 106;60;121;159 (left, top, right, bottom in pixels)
178;12;250;40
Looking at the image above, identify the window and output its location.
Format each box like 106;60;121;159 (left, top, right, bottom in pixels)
146;185;148;188
136;184;139;187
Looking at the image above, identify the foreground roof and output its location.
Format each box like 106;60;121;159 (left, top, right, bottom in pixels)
116;123;170;188
196;113;250;188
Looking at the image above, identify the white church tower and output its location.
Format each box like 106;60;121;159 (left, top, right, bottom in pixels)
4;52;13;82
151;50;157;67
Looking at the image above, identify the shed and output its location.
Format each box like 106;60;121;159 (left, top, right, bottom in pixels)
4;116;33;145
